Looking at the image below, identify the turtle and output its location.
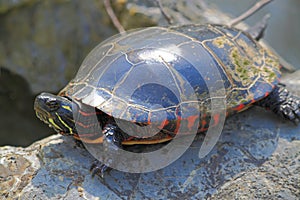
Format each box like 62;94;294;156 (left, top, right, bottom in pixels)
34;24;300;176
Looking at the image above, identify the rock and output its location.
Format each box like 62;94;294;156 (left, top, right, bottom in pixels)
0;67;52;146
1;107;299;199
282;70;300;96
0;0;37;13
211;138;300;199
0;0;156;94
0;0;114;93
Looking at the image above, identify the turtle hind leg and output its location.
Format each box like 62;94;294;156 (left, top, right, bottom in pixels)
255;84;300;123
90;123;123;178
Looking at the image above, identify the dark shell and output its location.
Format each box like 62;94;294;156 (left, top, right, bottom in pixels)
60;24;280;124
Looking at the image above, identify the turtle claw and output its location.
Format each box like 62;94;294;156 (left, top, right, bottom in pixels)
89;123;122;178
274;86;300;124
280;97;300;124
256;84;300;124
90;160;110;178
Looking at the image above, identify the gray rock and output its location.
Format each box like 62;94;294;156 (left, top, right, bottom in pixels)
0;0;156;93
211;138;300;200
0;0;37;13
282;70;300;96
1;105;299;199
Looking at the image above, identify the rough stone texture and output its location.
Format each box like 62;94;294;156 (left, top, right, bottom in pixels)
0;67;52;146
0;0;156;93
1;0;113;92
0;0;37;13
1;101;299;199
211;139;300;200
282;70;300;96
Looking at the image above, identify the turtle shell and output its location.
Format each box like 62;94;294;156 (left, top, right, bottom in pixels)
60;24;280;126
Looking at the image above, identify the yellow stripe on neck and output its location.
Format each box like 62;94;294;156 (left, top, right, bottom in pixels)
48;118;63;131
55;113;73;134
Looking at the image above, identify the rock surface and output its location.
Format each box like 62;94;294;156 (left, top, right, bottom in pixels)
0;0;156;93
1;103;299;199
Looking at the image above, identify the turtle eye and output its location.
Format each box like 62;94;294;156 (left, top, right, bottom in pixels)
46;99;60;111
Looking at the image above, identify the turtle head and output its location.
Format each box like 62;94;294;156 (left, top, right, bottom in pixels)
34;92;78;135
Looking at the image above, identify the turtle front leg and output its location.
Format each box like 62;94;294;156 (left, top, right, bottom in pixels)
90;123;123;178
255;84;300;123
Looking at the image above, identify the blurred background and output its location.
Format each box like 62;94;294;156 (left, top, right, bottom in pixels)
0;0;299;146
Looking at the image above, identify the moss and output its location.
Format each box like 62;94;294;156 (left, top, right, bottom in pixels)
229;47;263;86
267;72;277;82
243;60;250;65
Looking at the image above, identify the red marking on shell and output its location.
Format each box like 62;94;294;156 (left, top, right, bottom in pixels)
174;116;182;134
198;120;208;132
158;119;169;130
233;104;245;111
212;113;220;126
264;92;270;97
164;120;170;126
147;113;151;125
187;115;198;130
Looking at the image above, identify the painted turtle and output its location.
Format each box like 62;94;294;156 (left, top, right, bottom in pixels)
34;24;300;175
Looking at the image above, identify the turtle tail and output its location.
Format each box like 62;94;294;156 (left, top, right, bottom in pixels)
255;84;300;123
